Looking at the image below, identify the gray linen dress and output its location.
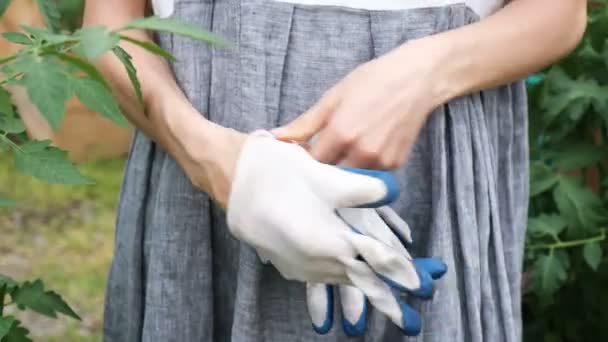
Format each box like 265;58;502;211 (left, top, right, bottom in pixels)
103;1;529;341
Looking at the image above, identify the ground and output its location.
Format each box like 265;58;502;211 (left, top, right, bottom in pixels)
0;153;125;341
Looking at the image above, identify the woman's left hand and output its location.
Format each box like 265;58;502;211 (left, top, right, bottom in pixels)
272;42;446;169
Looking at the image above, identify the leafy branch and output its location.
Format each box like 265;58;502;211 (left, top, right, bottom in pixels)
527;229;606;251
523;4;608;340
0;0;229;340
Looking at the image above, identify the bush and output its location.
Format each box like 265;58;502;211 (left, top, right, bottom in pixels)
523;2;608;341
0;1;224;340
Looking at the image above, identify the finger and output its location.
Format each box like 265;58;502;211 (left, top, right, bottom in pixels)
338;285;367;337
344;258;423;336
376;206;413;245
308;164;399;208
346;233;420;291
339;142;382;170
336;208;410;257
307;283;334;334
309;129;348;165
272;88;340;142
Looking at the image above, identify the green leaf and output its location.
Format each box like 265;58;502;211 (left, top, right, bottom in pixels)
0;87;15;116
73;77;128;127
1;32;32;45
119;35;175;61
12;280;80;320
0;316;16;340
541;67;608;125
0;89;24;134
1;318;31;342
532;250;569;297
528;214;568;237
52;52;111;90
0;274;18;288
12;55;71;129
548;143;608;170
18;139;51;153
583;241;603;271
0;0;11;18
15;140;91;185
529;161;559;196
35;0;62;33
553;175;607;232
0;113;25;134
112;46;144;109
0;194;16;207
122;16;231;48
73;26;120;60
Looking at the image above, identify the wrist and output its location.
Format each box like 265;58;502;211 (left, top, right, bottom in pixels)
393;34;470;107
160;99;246;206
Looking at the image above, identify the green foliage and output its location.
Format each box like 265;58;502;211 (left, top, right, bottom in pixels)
523;2;608;341
13;55;72;129
11;280;80;320
35;0;62;33
55;0;84;31
122;16;232;48
14;140;91;185
0;0;10;18
112;46;144;109
0;0;227;339
0;276;76;341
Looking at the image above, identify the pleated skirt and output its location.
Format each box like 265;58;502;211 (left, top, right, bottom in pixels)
103;1;529;341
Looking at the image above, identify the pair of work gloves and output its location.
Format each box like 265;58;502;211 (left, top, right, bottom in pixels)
226;131;447;336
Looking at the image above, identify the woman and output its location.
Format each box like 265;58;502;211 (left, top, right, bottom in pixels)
85;0;586;341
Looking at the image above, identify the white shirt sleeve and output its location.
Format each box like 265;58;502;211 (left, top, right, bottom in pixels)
151;0;175;18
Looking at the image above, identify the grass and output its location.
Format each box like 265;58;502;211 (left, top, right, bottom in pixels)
0;152;125;341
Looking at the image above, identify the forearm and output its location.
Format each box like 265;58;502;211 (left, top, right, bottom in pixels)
82;0;244;204
399;0;587;105
83;1;208;162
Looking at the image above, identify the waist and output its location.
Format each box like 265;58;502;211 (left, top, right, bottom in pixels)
272;0;466;11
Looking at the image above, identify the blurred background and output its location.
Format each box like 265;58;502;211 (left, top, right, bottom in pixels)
1;0;607;341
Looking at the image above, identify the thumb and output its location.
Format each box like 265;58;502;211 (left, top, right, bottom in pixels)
272;87;340;142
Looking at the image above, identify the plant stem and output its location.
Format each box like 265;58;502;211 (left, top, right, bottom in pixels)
0;72;23;86
0;285;5;316
0;133;23;154
0;54;17;65
527;230;606;250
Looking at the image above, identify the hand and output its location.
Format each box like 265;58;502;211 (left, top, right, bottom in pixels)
226;131;418;288
306;206;447;336
272;42;444;169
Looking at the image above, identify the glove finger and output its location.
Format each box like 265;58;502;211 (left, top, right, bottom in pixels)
256;248;272;265
307;283;334;334
375;206;413;245
347;233;420;291
415;258;448;280
337;208;410;257
344;258;422;336
308;164;399;208
338;285;367;337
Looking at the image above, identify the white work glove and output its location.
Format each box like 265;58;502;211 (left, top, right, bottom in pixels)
227;130;417;287
307;206;447;336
